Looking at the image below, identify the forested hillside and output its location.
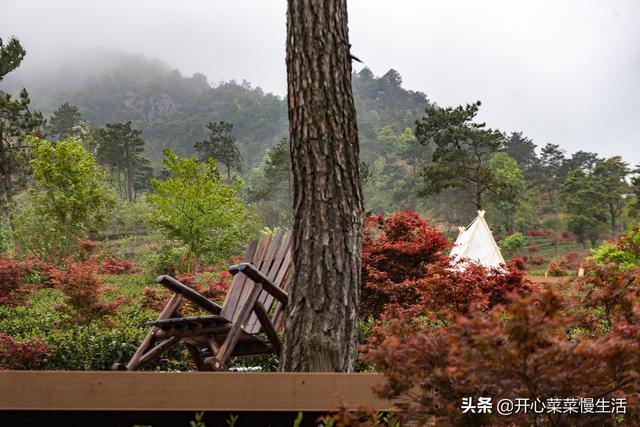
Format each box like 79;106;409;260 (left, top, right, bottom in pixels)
4;50;639;242
3;51;288;166
3;51;431;213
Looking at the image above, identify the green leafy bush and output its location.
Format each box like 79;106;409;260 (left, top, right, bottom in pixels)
0;216;12;254
147;150;257;270
143;241;192;278
590;225;640;269
0;285;192;370
501;232;524;253
105;198;153;237
13;137;115;259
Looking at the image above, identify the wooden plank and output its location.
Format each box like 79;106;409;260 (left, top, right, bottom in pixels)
271;249;293;330
247;232;290;333
0;372;395;412
221;239;258;319
230;235;272;323
210;283;265;369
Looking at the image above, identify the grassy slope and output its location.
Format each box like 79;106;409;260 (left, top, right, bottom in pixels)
501;235;586;275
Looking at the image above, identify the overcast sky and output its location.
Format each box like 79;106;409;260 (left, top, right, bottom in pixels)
2;0;639;164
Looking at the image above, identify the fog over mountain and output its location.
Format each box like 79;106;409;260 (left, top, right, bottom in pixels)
1;0;639;165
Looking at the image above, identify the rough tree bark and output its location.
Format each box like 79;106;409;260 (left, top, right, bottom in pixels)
280;0;364;372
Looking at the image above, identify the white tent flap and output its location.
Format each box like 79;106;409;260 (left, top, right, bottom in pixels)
449;210;505;269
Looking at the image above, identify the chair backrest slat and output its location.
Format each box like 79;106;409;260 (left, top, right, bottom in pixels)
223;234;270;321
232;234;272;322
221;232;291;334
270;248;292;330
221;239;258;317
244;231;290;333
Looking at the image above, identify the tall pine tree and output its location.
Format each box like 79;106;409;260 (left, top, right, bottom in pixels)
195;121;242;181
0;37;44;215
47;102;82;140
281;0;364;372
415;101;503;210
96;121;145;202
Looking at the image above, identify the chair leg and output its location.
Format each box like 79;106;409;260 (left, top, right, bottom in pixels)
206;284;263;370
138;337;180;365
205;338;227;370
115;293;183;371
185;343;209;371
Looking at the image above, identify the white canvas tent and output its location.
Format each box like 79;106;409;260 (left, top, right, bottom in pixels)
449;210;505;269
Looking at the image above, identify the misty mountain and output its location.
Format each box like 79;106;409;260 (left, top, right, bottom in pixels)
1;50;430;173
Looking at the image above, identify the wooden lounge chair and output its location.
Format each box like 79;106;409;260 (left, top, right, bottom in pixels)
113;231;291;371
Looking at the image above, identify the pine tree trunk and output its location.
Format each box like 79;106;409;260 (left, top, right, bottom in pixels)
125;146;133;202
280;0;364;372
0;135;15;215
610;203;616;235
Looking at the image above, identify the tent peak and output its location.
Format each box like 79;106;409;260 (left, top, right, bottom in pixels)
449;211;505;270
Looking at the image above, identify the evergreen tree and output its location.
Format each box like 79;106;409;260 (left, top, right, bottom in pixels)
414;101;503;210
95;121;145;202
630;168;640;219
562;170;607;248
381;69;403;87
503;132;537;173
282;0;364;372
562;150;600;175
592;156;629;234
530;143;566;187
487;152;525;232
132;155;154;199
0;37;44;214
47;102;82;140
195;121;243;181
249;138;292;226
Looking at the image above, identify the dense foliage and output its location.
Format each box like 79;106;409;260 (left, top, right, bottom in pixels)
4;52;639;245
361;210;535;324
415;101;503;209
591;225;640;270
95;121;147;202
361;229;640;426
195;121;243;181
147;149;257;270
49;257;127;325
0;333;49;369
12;137;115;258
0;253;51;306
0;37;44;215
361;210;449;318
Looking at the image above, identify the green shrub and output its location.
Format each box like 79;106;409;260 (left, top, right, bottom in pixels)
105;198;153;237
147;150;257;270
143;241;192;279
590;226;640;269
0;216;13;254
0;286;191;370
501;232;524;253
13;137;115;259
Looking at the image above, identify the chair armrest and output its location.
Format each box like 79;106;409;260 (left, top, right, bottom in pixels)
228;263;288;305
156;275;222;315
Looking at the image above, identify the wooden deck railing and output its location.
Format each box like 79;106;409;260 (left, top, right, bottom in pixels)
0;371;393;411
